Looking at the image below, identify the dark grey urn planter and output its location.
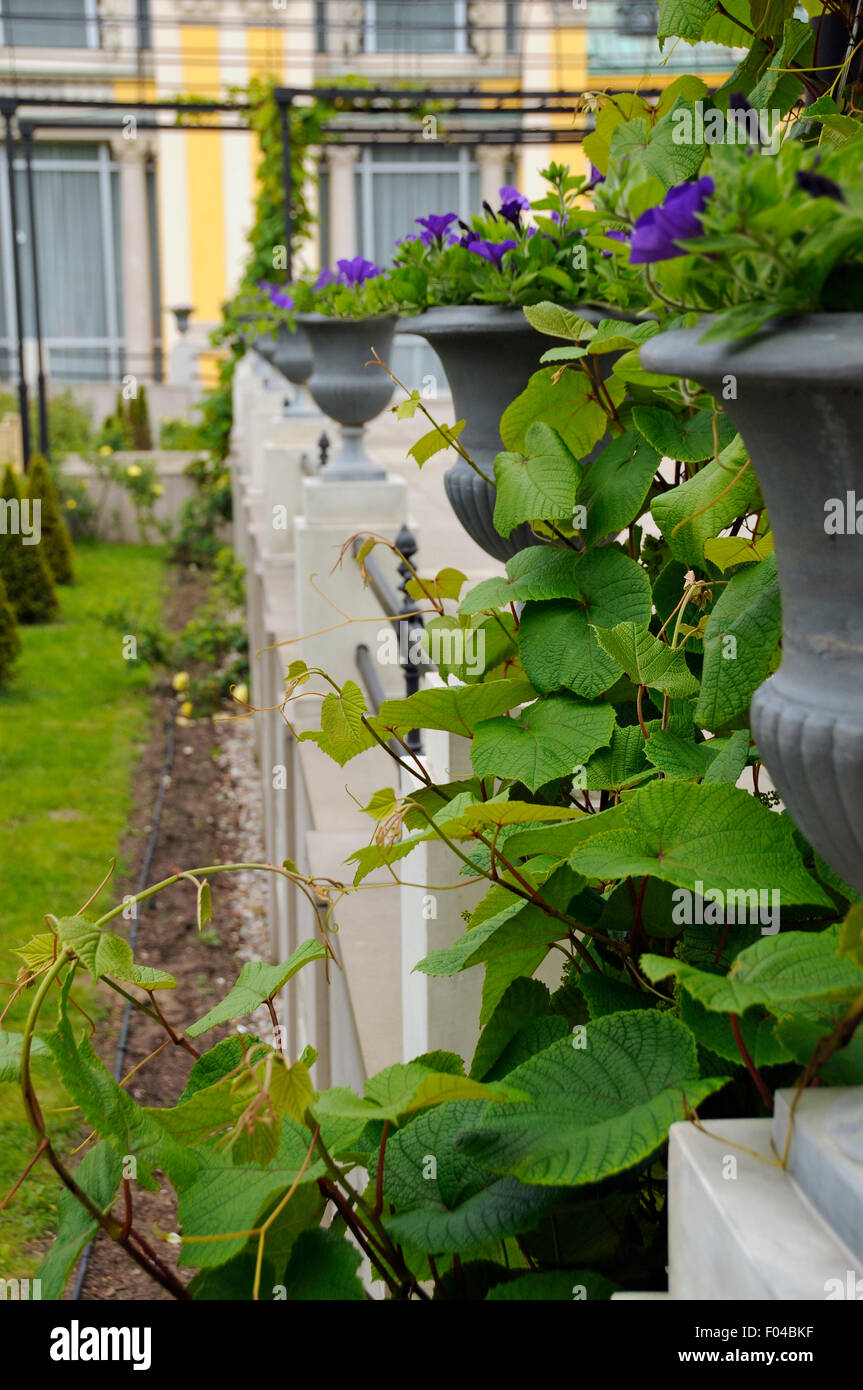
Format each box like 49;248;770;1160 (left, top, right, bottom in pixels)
641;314;863;893
271;322;315;416
250;332;277;365
297;312;398;481
402;303;616;564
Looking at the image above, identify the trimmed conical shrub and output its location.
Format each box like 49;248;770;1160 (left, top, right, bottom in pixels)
129;385;153;450
0;571;21;689
0;464;58;623
26;453;75;585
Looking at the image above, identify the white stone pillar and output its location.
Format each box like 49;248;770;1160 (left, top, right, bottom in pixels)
113;137;155;382
293;473;409;695
327;144;359;264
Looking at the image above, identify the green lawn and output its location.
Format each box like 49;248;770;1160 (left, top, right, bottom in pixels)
0;541;165;1274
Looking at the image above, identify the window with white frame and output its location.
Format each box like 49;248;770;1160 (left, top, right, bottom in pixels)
0;0;99;49
354;144;480;386
0;142;126;383
363;1;468;55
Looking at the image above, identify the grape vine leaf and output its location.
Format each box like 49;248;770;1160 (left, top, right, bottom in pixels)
471;696;616;791
187;940;328;1037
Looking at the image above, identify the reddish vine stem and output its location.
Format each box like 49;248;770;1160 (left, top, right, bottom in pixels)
374;1120;391;1219
729;1014;774;1112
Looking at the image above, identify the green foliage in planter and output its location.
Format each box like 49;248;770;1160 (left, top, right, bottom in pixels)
26;453;75;585
0;570;21;688
0;464;58;624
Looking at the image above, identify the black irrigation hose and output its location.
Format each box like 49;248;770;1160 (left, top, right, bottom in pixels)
72;711;177;1301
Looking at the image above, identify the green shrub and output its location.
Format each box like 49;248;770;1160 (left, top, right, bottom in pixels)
159;416;205;451
0;464;59;623
26;453;75;584
129;384;153;451
0;387;93;464
0;570;21;688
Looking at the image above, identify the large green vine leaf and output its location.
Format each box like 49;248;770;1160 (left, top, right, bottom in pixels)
279;1228;365;1300
696;553;781;731
593;622;699;698
486;1269;619;1300
43;1010;196;1192
177;1119;326;1268
519;548;652;700
417;866;584;979
641;923;863;1014
456;1011;728;1186
650;437;758;568
569;780;832;905
378;677;535;738
312;1061;519;1125
37;1143;123;1300
493;423;581;538
500;367;624;460
381;1100;559;1253
576;429;661;545
471;696;616;791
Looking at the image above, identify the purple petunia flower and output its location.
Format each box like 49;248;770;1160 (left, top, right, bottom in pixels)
415;212;458;244
459;227;479;249
587;163;606;187
601;228;630;259
629;177;715;265
469;238;518;270
499;185;530;210
336;256;384;287
313;268;337;290
259;280;294;311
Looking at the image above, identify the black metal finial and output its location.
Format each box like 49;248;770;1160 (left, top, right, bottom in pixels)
318;431;330;470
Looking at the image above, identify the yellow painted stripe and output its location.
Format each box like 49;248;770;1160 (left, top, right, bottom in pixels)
112;77;157;104
182;26;226;323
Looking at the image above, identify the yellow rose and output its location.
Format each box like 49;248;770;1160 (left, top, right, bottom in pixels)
180;700;194;718
233;683;249;706
66;498;77;510
126;464;142;478
153;483;164;497
98;444;113;456
172;671;189;692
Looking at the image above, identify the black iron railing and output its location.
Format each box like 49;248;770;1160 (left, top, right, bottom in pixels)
353;524;429;756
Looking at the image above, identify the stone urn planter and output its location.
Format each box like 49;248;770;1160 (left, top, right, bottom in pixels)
249;332;277;366
271;322;315;416
297;312;398;480
641;314;863;893
402;304;616;563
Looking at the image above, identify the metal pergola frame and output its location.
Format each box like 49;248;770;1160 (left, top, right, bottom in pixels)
0;83;631;463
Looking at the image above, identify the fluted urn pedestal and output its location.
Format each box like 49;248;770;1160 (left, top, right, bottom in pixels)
641;315;863;893
297;313;397;481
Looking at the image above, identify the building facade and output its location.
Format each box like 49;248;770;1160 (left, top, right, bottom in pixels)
0;1;739;392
